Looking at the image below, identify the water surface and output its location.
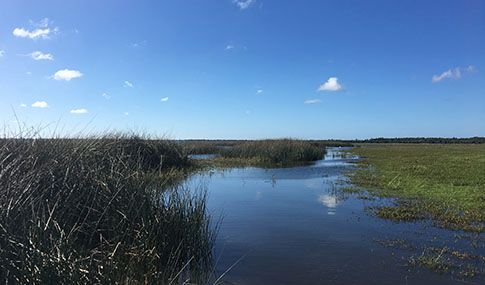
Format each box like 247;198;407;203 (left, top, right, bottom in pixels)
188;148;483;284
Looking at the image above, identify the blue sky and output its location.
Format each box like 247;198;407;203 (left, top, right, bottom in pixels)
0;0;484;139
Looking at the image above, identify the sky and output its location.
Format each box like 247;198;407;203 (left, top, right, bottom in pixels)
0;0;484;139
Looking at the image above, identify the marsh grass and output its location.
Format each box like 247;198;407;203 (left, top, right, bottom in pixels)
208;139;327;168
345;144;485;233
0;134;216;284
182;140;239;155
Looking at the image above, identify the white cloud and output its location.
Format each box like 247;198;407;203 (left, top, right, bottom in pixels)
431;67;461;83
13;18;57;40
225;45;234;50
70;108;88;114
26;71;32;75
32;101;48;108
30;51;53;60
19;103;27;107
0;50;4;57
318;77;344;91
304;99;321;104
124;81;134;88
13;28;51;39
53;69;83;81
257;89;263;94
124;112;129;116
233;0;254;9
431;70;452;83
102;92;111;100
161;97;169;102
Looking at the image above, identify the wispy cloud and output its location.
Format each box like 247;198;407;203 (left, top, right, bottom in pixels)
161;97;169;102
0;50;4;57
102;92;111;100
304;99;321;104
233;0;254;9
131;40;147;48
124;81;134;88
19;103;27;107
53;69;83;81
32;101;48;108
31;18;50;28
257;89;263;94
432;66;478;83
318;77;344;91
30;51;53;60
431;67;463;83
224;43;247;51
70;108;88;114
124;112;129;116
467;65;477;72
13;18;57;40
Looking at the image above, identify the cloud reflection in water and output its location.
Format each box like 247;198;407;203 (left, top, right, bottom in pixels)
317;194;338;215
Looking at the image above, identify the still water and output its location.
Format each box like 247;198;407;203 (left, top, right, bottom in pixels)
188;148;483;284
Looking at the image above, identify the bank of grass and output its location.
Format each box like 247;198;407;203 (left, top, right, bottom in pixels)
183;139;351;157
0;135;216;284
346;144;485;233
196;139;328;168
182;140;240;155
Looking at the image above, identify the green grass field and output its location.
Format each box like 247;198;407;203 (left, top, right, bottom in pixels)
346;144;485;233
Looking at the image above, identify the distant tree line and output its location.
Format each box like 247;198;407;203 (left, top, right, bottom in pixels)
347;137;485;144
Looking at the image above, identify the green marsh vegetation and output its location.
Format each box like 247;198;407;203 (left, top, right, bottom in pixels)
219;139;327;167
182;140;240;155
344;144;485;277
0;134;217;284
185;139;349;168
345;144;485;233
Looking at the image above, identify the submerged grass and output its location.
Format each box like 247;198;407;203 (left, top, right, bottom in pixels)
345;144;485;233
0;134;216;284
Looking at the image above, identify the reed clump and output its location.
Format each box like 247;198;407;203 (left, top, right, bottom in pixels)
0;135;216;284
218;139;326;167
182;140;240;155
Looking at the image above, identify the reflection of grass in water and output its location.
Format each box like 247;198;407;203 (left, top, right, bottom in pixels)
0;134;217;283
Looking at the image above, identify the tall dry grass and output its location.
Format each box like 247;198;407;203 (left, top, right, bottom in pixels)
0;134;216;283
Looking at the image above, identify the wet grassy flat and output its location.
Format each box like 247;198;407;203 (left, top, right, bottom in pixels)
346;144;485;233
